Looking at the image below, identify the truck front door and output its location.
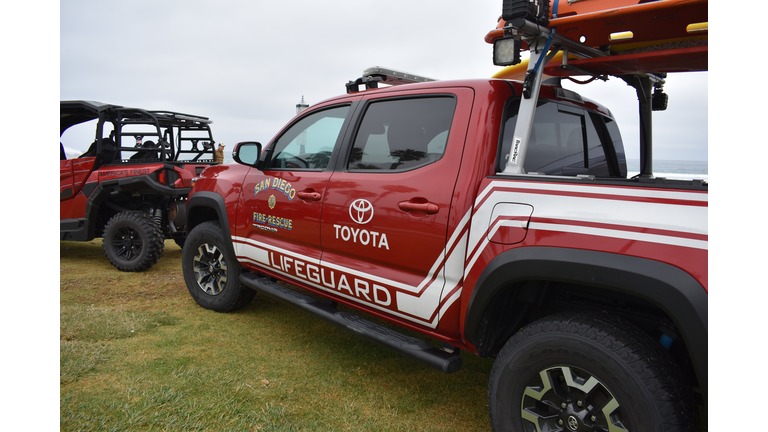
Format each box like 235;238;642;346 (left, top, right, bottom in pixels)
234;105;353;278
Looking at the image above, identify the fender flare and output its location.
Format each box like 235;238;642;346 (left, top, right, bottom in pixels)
464;246;707;402
186;191;238;261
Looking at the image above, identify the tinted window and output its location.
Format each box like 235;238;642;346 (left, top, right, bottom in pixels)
499;99;617;177
348;97;456;171
269;105;349;170
585;113;609;177
602;116;627;177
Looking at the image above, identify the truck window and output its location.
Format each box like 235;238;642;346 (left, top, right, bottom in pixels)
348;97;456;171
599;115;628;178
498;99;617;177
585;113;609;177
268;105;350;170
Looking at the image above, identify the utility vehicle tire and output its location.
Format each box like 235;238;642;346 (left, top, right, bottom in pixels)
487;312;698;432
182;221;255;312
102;210;164;272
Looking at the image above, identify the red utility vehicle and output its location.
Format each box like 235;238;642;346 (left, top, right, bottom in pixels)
181;1;707;430
60;101;219;271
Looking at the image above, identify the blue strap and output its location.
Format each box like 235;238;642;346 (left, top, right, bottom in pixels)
552;0;559;19
531;28;556;74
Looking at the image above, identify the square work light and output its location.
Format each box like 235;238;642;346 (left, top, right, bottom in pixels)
493;36;522;66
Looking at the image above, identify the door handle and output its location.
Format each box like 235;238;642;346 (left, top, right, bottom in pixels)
296;191;322;201
398;201;439;214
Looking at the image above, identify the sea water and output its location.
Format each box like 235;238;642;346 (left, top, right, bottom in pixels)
627;159;708;182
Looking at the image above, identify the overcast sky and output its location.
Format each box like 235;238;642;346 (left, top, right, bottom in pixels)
6;2;761;428
60;0;708;162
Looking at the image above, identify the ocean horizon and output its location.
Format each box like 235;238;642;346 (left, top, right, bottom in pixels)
626;159;708;182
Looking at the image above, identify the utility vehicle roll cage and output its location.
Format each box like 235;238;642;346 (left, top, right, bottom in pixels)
487;0;708;179
61;100;217;165
110;107;216;164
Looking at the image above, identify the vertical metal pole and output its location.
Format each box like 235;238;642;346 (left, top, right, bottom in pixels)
501;35;552;175
296;96;309;154
637;77;654;178
622;75;654;178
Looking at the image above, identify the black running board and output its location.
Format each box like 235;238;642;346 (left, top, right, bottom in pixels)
240;273;463;374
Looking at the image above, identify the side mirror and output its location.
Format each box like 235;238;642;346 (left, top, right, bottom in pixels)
232;141;262;166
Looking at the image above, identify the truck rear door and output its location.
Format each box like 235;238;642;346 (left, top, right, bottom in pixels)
319;88;473;330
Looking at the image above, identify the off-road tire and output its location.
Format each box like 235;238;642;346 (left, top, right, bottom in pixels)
102;210;164;272
487;312;699;432
182;221;255;312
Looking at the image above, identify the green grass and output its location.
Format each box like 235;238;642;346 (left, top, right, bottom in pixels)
60;240;495;431
61;240;707;431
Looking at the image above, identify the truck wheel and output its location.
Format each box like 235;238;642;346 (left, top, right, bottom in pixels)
487;312;698;432
182;221;255;312
102;210;164;272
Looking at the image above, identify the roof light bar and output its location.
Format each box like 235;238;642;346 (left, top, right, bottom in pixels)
362;66;437;86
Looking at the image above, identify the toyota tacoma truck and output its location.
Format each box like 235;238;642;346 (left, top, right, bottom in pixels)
60;101;219;271
180;2;707;431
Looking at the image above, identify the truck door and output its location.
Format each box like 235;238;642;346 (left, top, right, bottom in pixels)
234;105;353;276
319;90;473;330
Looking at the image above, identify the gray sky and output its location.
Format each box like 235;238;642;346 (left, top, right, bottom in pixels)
60;0;708;162
6;3;756;428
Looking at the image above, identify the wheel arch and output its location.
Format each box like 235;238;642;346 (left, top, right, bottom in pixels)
464;246;707;404
61;181;112;241
186;191;238;260
88;180;168;237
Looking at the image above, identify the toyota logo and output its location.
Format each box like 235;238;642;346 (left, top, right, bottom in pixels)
567;415;579;431
349;199;374;225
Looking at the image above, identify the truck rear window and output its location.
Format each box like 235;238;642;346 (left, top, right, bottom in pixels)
498;98;625;178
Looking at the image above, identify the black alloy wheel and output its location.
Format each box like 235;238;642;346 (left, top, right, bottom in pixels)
487;312;699;432
102;210;164;272
520;365;628;431
182;221;255;312
192;242;228;296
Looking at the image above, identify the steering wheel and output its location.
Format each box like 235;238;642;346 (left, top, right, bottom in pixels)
278;151;309;169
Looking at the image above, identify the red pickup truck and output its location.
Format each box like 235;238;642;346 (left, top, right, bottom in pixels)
181;72;706;430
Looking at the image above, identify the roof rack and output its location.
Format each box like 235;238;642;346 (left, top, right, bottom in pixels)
346;66;438;93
